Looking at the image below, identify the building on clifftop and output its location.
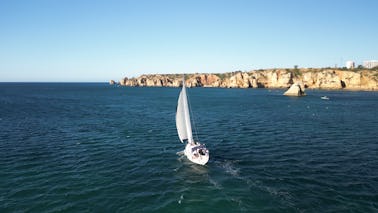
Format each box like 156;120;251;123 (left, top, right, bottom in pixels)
363;60;378;69
346;61;355;69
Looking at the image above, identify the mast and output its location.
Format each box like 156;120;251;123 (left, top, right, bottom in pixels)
182;76;194;144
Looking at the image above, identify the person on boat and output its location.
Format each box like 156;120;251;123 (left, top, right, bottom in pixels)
199;149;205;155
193;151;199;158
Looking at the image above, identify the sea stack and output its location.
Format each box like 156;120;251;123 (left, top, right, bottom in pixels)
284;83;306;96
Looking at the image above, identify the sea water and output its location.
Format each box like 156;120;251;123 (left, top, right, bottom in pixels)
0;83;377;212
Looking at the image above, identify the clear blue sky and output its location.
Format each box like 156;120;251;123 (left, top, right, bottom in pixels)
0;0;377;82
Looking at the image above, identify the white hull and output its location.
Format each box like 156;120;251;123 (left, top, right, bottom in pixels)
321;96;330;100
184;143;209;165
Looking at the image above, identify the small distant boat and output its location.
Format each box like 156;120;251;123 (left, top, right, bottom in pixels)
176;76;209;165
321;96;330;100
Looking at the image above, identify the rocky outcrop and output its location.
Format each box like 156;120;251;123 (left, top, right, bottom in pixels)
198;74;222;87
284;83;306;96
228;72;251;88
117;69;378;90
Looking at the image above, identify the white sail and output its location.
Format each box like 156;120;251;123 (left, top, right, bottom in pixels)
176;80;193;144
176;90;187;142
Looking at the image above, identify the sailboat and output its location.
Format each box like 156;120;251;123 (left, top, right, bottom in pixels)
321;96;330;100
176;77;209;165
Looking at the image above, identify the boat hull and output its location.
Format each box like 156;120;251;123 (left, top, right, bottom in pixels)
184;143;209;165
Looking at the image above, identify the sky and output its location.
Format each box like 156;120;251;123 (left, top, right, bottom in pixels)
0;0;377;82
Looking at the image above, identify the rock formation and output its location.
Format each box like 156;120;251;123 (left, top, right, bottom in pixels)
284;83;306;96
116;69;378;91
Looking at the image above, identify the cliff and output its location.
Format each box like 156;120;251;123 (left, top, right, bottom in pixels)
115;69;378;90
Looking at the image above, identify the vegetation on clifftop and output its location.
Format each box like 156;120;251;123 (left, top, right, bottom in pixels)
115;67;378;90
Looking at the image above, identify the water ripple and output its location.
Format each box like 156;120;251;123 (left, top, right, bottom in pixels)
1;84;378;212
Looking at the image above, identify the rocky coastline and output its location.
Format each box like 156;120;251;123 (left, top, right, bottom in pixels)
111;68;378;91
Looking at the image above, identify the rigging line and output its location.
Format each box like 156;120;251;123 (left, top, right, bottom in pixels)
186;86;200;143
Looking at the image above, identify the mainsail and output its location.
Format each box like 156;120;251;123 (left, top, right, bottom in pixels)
176;80;193;144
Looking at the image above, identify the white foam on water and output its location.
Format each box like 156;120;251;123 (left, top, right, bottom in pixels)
173;161;183;172
216;160;240;178
214;159;295;210
176;150;185;156
177;194;184;204
175;150;186;169
230;198;246;211
261;185;296;207
208;175;223;190
243;178;296;208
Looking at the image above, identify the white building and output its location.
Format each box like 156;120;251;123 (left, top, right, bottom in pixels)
363;60;378;69
346;61;355;69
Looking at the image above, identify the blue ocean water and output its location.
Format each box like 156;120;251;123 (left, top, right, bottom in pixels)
0;83;377;212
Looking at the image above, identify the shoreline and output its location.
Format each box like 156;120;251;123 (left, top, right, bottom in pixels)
112;68;378;91
111;84;378;92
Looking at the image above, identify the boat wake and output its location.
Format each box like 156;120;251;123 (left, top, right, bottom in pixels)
216;160;240;177
176;150;185;156
211;157;295;209
208;175;223;190
174;150;186;172
177;194;184;204
213;158;241;178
